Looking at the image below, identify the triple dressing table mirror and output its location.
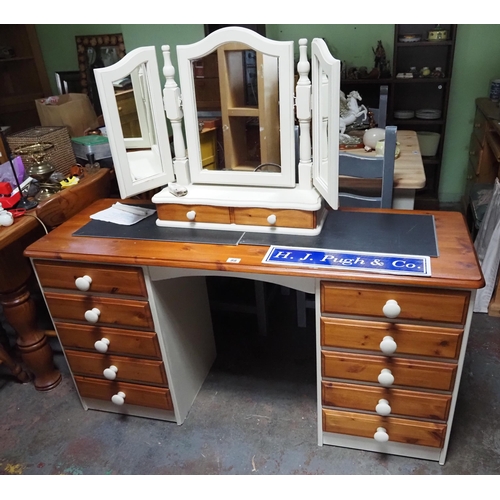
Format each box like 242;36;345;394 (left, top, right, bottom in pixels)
94;27;341;235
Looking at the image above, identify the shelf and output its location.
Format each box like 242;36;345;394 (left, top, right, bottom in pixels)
396;41;454;48
393;78;450;84
0;56;36;63
392;119;445;126
341;79;392;85
228;107;259;117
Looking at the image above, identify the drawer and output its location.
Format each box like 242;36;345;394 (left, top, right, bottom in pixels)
156;204;231;224
34;261;147;297
74;376;173;411
321;317;463;359
45;292;154;330
320;282;469;325
322;350;457;391
322;409;446;448
55;322;162;359
322;381;452;421
232;207;317;229
65;350;168;386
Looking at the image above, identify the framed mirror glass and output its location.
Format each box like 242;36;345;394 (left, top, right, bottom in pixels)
94;47;174;198
177;27;296;188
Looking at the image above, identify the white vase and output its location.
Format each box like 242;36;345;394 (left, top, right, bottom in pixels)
363;128;385;149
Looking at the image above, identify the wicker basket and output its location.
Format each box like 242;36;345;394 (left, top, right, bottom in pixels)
7;126;76;177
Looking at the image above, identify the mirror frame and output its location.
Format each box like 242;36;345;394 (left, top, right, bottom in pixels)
177;27;296;188
311;38;340;210
94;46;175;198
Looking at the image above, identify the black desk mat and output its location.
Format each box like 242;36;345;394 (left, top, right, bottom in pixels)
73;208;438;257
241;210;438;256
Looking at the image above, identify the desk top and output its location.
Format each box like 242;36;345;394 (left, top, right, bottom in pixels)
342;130;426;190
24;198;484;291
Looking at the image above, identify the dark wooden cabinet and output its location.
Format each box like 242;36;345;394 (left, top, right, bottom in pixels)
0;25;52;133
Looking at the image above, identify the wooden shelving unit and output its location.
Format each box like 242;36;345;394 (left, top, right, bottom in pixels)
217;43;280;171
0;25;51;133
341;25;457;209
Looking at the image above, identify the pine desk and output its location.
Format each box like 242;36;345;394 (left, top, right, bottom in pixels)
25;199;484;463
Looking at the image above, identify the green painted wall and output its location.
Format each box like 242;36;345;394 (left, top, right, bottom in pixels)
35;24;500;203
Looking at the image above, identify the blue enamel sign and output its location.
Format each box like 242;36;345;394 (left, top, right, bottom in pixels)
262;246;431;277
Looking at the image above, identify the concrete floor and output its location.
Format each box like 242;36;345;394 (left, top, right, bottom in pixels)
1;283;499;476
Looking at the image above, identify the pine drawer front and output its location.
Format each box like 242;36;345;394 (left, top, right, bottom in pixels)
55;322;162;359
320;282;469;325
44;292;154;330
322;381;452;421
157;204;231;224
74;376;173;411
65;350;168;386
35;261;147;297
321;317;463;360
232;207;317;229
322;409;446;448
322;351;457;391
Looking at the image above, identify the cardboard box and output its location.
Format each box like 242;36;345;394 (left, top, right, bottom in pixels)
35;94;99;137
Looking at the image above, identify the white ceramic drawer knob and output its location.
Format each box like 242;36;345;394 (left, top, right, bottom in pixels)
94;338;110;353
383;299;401;319
375;399;392;416
186;210;196;221
75;275;92;291
84;308;101;324
267;214;277;225
380;336;397;355
378;368;395;387
111;391;126;406
374;427;389;443
103;365;118;380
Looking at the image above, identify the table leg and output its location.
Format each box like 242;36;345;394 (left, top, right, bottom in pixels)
0;284;61;391
0;322;30;383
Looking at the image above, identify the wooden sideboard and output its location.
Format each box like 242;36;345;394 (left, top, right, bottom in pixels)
25;199;484;464
465;98;500;199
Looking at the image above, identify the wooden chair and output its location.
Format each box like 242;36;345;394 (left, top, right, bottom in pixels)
338;125;397;209
296;125;397;327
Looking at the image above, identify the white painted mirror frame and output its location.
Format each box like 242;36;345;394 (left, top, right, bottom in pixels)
311;38;340;210
177;27;296;188
94;46;175;198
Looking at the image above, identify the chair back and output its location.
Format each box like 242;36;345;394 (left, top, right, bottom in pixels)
369;85;388;128
338;125;397;208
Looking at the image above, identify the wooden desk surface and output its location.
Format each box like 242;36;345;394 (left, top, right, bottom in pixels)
342;130;426;190
25;198;484;291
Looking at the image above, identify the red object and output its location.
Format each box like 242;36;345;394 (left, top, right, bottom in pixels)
0;182;21;209
9;208;26;218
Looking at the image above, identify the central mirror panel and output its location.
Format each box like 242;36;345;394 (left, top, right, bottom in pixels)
177;27;296;187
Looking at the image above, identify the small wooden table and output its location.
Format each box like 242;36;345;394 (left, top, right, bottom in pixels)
0;209;61;390
341;130;426;209
0;168;113;390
